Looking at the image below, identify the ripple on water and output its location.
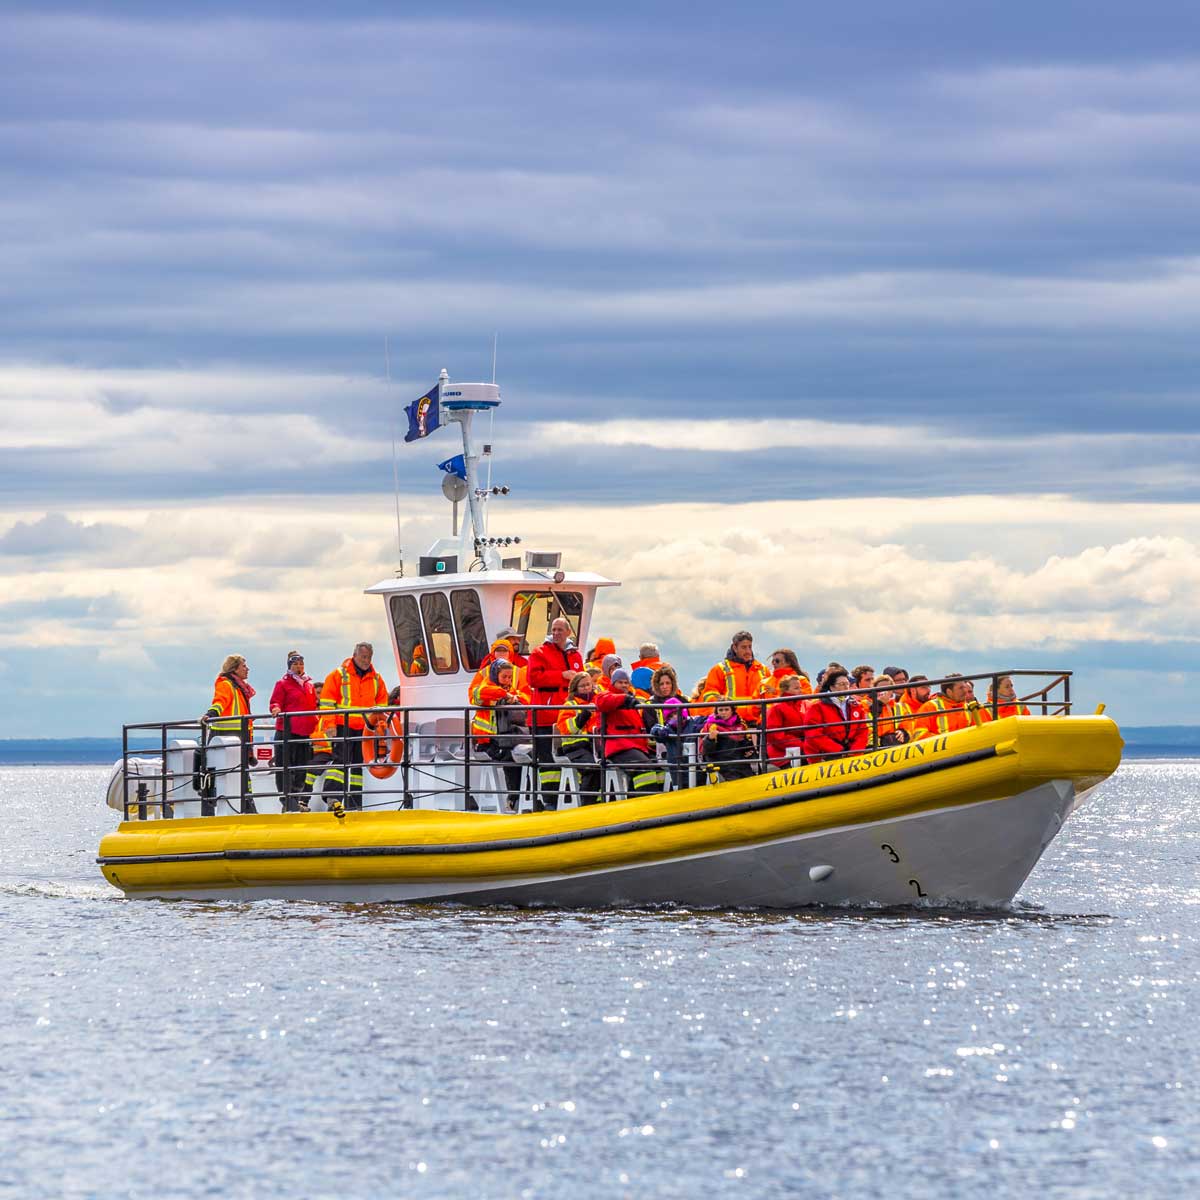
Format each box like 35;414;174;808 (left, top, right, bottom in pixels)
2;762;1199;1197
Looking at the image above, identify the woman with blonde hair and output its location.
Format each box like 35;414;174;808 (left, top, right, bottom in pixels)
201;653;258;814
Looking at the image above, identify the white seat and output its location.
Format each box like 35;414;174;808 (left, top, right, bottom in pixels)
552;754;583;810
603;767;627;801
471;764;509;814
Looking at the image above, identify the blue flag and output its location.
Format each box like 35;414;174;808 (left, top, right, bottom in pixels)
437;454;467;480
404;382;440;442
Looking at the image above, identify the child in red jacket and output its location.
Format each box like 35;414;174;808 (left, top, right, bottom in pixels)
804;668;869;762
765;674;809;767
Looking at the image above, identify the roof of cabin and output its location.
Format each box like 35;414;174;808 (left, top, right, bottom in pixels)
364;570;619;595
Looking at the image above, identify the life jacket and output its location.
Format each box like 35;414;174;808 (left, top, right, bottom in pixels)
318;659;388;733
701;656;767;720
872;700;907;744
554;697;599;753
915;695;973;739
207;674;254;736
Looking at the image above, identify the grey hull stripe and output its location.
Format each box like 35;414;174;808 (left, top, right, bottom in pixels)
97;747;998;867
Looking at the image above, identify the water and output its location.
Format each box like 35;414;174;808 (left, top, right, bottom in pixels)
3;764;1199;1199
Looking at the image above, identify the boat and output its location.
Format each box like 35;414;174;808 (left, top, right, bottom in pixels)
96;370;1124;907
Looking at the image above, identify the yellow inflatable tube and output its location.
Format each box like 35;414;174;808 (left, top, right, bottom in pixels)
97;716;1122;896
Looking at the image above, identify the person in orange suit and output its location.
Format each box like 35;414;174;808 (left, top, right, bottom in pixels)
701;630;768;723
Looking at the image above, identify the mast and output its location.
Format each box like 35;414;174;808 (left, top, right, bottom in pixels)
438;371;503;569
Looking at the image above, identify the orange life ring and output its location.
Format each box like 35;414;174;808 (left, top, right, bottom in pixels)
364;712;405;779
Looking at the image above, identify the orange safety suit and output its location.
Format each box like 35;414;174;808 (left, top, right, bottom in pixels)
471;681;520;744
993;702;1032;718
554;696;600;754
915;695;980;739
870;700;909;746
318;658;389;735
206;675;255;738
469;642;529;702
702;655;768;721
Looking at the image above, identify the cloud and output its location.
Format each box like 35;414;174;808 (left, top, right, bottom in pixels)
0;512;132;557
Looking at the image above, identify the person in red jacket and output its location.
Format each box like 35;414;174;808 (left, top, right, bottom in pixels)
525;616;584;810
268;650;318;811
765;674;809;768
594;669;665;794
804;667;869;763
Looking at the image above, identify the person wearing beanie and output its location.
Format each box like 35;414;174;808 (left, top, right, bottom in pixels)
804;666;869;762
268;650;318;811
469;660;529;811
594;669;665;794
596;653;623;694
700;630;767;722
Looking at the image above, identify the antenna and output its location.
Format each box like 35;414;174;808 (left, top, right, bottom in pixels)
491;332;498;384
385;337;404;576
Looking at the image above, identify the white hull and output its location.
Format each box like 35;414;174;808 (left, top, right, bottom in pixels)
129;779;1077;908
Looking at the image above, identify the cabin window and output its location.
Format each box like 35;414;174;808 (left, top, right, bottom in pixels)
419;591;460;674
510;590;583;653
389;595;428;677
451;588;488;671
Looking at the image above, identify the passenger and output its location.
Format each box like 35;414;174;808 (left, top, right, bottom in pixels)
629;664;655;700
988;675;1032;718
899;673;931;737
495;625;529;669
962;679;993;722
760;649;812;699
527;616;585;810
804;667;869;762
585;636;616;673
915;674;977;739
597;653;624;695
645;664;691;784
701;703;757;781
883;665;909;695
701;630;768;723
594;668;665;794
471;661;528;812
632;642;663;674
553;672;602;805
468;639;528;701
851;665;875;695
765;674;809;767
316;641;389;810
201;653;258;814
586;665;604;690
814;660;848;692
268;650;317;811
868;674;911;747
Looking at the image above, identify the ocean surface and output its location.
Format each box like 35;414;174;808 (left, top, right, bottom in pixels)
3;762;1199;1199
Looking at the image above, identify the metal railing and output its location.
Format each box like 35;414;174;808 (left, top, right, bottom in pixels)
113;669;1073;821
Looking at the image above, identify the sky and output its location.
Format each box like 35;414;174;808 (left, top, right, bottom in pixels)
4;1;1200;734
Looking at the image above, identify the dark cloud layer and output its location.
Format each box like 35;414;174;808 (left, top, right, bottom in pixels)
4;4;1200;505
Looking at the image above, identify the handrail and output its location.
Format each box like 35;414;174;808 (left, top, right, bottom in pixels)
113;668;1075;819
